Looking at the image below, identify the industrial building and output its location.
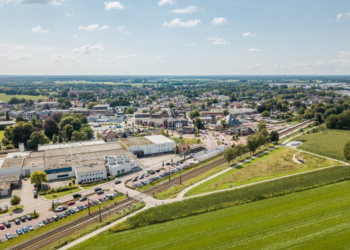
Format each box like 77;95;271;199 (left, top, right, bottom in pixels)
0;174;20;197
120;135;175;157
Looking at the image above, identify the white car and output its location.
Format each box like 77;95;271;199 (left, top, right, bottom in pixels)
53;200;61;205
37;221;44;227
55;206;64;212
27;225;35;231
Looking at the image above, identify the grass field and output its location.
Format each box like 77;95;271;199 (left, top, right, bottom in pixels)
71;180;350;250
295;130;350;161
0;93;48;102
0;205;24;215
0;130;4;141
172;137;202;145
186;147;343;196
44;187;82;199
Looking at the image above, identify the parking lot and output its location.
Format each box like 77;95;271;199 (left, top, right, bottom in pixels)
0;188;123;241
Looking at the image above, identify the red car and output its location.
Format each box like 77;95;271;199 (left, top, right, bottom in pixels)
67;201;75;206
0;223;4;230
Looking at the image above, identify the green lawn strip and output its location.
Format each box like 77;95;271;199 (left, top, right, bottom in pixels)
80;181;107;190
186;147;343;196
44;203;146;250
0;205;24;215
0;196;127;249
155;162;229;200
44;187;83;200
172;137;201;145
0;93;48;102
295;129;350;162
69;180;350;250
0;130;4;141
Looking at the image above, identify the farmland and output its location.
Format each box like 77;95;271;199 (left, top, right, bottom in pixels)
71;168;350;250
295;129;350;161
187;147;342;196
0;93;48;101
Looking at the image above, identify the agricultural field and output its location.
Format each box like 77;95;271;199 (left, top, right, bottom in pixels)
71;169;350;250
0;93;48;101
295;129;350;161
186;147;343;196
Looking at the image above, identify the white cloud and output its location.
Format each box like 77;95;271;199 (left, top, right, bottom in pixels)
243;32;257;37
13;46;24;51
73;35;78;39
116;54;137;59
247;48;260;52
117;26;129;35
104;1;124;10
207;37;230;45
163;18;201;28
31;26;49;33
118;26;125;31
65;12;74;17
99;25;110;30
73;44;104;54
18;0;66;5
336;12;350;21
186;43;196;46
52;54;78;64
172;6;197;14
79;24;110;31
158;0;174;6
211;17;228;25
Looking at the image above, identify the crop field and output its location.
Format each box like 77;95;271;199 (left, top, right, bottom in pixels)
71;169;350;250
0;93;48;101
295;130;350;161
186;147;343;196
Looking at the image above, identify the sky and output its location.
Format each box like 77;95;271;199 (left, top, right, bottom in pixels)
0;0;349;75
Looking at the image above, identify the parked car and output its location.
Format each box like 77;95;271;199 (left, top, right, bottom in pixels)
132;177;138;182
67;201;75;206
4;222;11;228
79;196;87;202
166;162;171;166
20;216;26;222
155;169;160;173
26;214;32;220
43;219;50;225
53;216;59;222
48;217;54;223
93;200;99;204
4;205;8;210
37;221;44;227
16;229;23;235
22;226;29;233
14;219;20;225
0;223;4;230
94;187;102;192
98;197;105;202
27;225;35;231
114;180;121;184
53;200;61;205
5;233;13;239
55;206;64;212
97;190;104;195
72;193;81;198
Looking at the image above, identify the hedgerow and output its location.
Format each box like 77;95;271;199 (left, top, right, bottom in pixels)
110;165;350;233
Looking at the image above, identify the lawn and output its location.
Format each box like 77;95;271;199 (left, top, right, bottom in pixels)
0;93;48;102
44;187;82;200
0;205;24;215
0;130;4;141
186;147;343;196
295;129;350;161
71;180;350;250
172;137;202;145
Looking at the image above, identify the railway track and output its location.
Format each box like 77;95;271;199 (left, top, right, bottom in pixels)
8;198;138;250
142;157;226;196
278;119;314;137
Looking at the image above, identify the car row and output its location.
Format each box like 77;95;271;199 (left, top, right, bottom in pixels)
3;223;35;240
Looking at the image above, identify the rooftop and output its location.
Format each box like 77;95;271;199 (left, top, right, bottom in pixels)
75;165;106;174
120;137;154;147
145;135;174;144
1;157;23;168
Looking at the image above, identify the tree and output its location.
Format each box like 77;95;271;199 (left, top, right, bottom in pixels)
9;121;33;147
44;118;59;139
52;112;63;123
87;102;98;109
80;124;94;140
16;116;25;123
194;117;203;130
27;132;49;149
96;132;101;139
344;142;350;160
223;109;229;116
62;124;74;141
220;119;227;128
270;131;279;144
233;144;246;158
125;107;134;114
71;131;88;141
261;111;270;117
10;195;21;209
257;122;267;132
30;170;48;190
59;116;81;131
52;134;58;144
224;147;235;165
168;103;175;108
189;109;200;119
174;144;179;154
247;136;258;155
5;111;9;121
314;112;324;125
42;103;50;110
326;114;338;129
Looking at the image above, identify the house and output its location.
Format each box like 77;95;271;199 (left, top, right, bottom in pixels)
101;130;119;142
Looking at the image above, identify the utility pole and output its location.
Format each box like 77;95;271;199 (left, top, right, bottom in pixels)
180;169;182;185
168;166;170;181
99;204;102;222
87;197;91;215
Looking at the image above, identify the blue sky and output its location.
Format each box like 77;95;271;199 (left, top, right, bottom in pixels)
0;0;349;75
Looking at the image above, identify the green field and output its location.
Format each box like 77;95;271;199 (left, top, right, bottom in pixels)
187;147;343;196
0;93;48;102
71;180;350;250
295;130;350;161
0;130;4;141
44;187;82;199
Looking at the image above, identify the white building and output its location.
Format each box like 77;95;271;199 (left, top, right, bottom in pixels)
107;155;140;176
75;165;107;184
120;135;175;157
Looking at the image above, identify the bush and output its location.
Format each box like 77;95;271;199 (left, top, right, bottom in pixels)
5;144;14;149
39;184;79;195
110;166;350;233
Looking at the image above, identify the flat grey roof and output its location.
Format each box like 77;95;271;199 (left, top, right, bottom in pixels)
1;157;23;168
0;174;20;190
23;157;45;168
120;137;154;147
75;165;106;174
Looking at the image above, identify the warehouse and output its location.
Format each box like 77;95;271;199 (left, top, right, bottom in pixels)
75;165;107;184
120;135;175;157
0;174;20;197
